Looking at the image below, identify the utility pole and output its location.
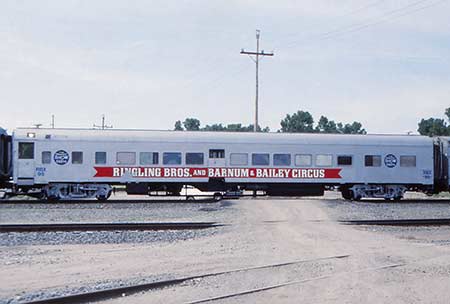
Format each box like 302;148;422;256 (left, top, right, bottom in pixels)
93;114;112;130
240;30;274;132
51;115;55;128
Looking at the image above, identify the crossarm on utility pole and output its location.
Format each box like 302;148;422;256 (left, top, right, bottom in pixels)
240;51;274;56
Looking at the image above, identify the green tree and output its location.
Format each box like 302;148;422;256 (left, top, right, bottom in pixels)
183;118;201;131
225;123;247;132
203;123;227;131
280;111;314;133
315;116;339;133
338;122;367;134
227;124;270;132
418;118;448;136
446;107;450;121
174;119;267;132
174;120;183;131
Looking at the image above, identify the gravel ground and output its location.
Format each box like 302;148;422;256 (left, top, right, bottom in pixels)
0;200;235;224
2;195;450;304
323;199;450;221
0;199;237;303
0;200;236;247
0;228;223;247
6;274;173;304
322;198;450;246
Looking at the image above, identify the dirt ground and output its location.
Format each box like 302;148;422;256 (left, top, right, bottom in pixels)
2;198;450;303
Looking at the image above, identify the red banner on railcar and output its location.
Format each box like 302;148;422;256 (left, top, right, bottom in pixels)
94;167;342;179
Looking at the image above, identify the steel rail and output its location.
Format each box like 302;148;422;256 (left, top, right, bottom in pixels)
0;198;217;204
0;222;222;233
187;262;404;304
21;254;349;304
341;218;450;226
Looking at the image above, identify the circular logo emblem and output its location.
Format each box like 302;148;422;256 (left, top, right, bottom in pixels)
54;150;69;165
384;154;397;168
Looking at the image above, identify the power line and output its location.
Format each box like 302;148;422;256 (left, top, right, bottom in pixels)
272;0;387;48
240;30;274;132
283;0;447;49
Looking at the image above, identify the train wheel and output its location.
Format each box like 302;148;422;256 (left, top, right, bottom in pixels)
47;195;60;202
351;191;361;201
341;188;352;200
96;194;109;201
213;192;223;201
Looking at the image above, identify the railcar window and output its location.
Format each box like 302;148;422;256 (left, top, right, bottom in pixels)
18;142;34;159
95;152;107;165
186;152;204;165
209;149;225;158
117;152;136;165
295;154;312;167
230;153;248;166
337;155;352;166
273;154;291;166
42;151;51;164
252;153;270;166
365;155;381;167
163;152;182;165
400;155;416;167
316;154;332;167
140;152;159;165
72;151;83;164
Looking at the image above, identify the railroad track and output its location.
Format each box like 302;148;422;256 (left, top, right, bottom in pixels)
0;222;222;233
3;217;450;233
1;197;449;204
354;199;450;203
341;218;450;226
0;198;217;204
186;263;405;304
21;254;350;304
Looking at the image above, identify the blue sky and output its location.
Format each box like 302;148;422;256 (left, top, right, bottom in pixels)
1;0;449;133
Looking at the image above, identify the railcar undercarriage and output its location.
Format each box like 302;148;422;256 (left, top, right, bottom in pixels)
43;183;113;201
340;184;420;200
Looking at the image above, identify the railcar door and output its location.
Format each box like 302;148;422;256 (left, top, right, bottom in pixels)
208;149;225;167
17;142;35;184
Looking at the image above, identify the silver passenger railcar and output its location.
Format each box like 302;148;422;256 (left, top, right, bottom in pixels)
2;128;448;200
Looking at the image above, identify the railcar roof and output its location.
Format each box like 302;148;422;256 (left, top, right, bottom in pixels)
13;128;433;146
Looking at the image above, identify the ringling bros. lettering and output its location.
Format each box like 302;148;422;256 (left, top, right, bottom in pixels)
94;167;342;179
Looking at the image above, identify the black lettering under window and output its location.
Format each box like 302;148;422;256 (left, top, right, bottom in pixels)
18;142;34;159
337;156;352;166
